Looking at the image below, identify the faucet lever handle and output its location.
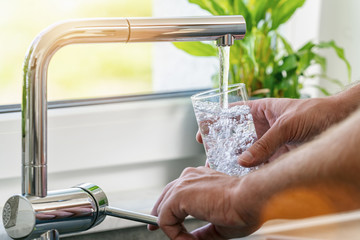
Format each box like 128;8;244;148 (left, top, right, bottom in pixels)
104;206;158;226
39;229;59;240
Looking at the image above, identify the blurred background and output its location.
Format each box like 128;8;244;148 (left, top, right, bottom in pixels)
0;0;154;105
0;0;359;105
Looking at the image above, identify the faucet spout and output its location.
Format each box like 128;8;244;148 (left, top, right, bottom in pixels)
22;16;246;197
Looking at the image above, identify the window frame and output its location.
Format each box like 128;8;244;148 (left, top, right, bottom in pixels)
0;89;209;114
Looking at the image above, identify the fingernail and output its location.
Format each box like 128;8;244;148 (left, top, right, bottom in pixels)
239;151;254;164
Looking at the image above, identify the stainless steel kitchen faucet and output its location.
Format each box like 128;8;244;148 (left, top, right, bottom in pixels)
3;16;246;239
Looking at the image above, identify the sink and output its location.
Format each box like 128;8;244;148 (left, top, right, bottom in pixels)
62;210;360;239
63;219;207;240
2;185;360;240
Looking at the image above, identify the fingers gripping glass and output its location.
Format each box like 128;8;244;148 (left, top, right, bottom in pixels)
191;83;258;176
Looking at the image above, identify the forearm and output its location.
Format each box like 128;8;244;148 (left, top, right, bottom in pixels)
331;82;360;121
235;108;360;224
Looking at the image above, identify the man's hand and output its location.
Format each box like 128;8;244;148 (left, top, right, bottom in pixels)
197;97;342;167
239;84;360;167
148;167;262;239
168;108;360;240
238;97;342;166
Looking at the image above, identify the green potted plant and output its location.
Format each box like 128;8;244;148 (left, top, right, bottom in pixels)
174;0;351;98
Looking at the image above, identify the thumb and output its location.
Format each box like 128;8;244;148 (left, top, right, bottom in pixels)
191;223;225;240
238;125;285;167
196;130;203;144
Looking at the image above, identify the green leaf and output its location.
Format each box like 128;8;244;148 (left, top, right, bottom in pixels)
234;0;253;33
189;0;227;15
252;0;273;27
276;32;293;54
296;51;314;75
295;41;319;74
172;42;217;57
282;71;300;98
310;85;331;96
263;75;275;95
271;0;306;30
210;0;227;15
317;40;352;82
313;53;326;72
188;0;216;15
298;41;315;52
239;33;256;66
278;54;297;72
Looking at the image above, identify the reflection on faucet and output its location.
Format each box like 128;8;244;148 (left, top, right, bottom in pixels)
36;206;94;221
3;16;246;239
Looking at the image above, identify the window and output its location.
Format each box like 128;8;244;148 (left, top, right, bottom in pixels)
0;0;154;105
0;0;215;106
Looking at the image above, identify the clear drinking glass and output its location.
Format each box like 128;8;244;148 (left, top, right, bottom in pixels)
191;83;258;176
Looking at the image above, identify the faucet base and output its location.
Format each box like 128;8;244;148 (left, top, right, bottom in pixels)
3;184;108;239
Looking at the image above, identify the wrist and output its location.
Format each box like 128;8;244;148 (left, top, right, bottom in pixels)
230;168;277;226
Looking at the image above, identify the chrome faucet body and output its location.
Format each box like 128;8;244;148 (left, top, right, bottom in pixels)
22;16;245;198
3;16;246;239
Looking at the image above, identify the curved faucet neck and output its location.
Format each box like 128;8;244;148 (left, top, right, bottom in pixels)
22;18;130;197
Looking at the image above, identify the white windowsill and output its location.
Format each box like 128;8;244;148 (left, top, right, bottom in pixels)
0;96;206;239
1;96;360;239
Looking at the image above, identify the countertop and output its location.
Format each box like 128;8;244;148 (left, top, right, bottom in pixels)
2;188;360;240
